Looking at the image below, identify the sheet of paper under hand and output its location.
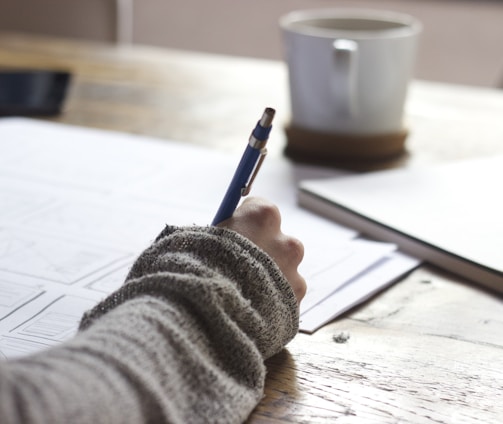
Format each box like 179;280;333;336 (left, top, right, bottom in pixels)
0;118;419;357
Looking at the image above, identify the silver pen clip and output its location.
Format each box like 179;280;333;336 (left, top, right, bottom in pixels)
241;148;267;196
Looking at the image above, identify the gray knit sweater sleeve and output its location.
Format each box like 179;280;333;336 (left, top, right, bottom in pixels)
0;226;299;424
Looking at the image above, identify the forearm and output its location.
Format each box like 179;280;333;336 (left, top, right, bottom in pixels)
0;226;299;424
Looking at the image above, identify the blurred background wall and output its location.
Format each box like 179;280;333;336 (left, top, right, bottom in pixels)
0;0;502;88
0;0;119;42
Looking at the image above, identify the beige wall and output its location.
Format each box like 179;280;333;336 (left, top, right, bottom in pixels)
0;0;118;42
132;0;503;88
0;0;502;87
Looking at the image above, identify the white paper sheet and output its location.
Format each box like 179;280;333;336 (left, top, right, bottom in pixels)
0;118;419;355
300;251;420;333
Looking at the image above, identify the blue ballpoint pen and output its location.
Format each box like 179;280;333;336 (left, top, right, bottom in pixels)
211;107;275;225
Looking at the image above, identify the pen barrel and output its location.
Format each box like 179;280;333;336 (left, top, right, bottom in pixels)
211;145;261;225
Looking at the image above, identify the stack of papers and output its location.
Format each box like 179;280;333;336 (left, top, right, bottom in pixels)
0;119;419;359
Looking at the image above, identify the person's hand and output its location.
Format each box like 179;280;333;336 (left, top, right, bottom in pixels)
217;197;306;303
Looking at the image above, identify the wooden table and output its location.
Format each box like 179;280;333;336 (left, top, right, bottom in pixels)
1;33;502;423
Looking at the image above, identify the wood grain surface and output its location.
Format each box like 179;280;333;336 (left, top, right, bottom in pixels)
1;32;502;424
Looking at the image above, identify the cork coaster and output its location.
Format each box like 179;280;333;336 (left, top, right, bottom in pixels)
284;124;409;165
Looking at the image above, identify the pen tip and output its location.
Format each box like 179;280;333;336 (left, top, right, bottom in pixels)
260;107;276;127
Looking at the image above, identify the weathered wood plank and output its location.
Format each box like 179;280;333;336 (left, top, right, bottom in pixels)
1;32;502;424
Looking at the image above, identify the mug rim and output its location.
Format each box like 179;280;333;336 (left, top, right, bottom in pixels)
279;8;422;39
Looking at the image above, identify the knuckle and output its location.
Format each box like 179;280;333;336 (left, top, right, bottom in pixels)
296;278;307;300
284;236;304;264
255;202;281;227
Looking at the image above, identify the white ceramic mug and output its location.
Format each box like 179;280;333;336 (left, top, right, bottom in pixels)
280;9;422;136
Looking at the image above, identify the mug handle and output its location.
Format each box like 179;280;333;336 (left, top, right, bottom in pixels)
332;39;358;117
